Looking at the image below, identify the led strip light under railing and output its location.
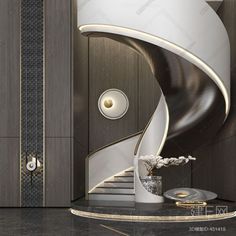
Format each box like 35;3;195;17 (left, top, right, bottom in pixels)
79;24;230;118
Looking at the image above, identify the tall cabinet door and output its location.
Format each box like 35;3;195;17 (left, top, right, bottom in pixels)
0;0;20;206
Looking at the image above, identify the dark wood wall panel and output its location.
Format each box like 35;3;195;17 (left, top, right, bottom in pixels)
0;138;20;206
0;0;20;206
0;0;20;137
192;136;236;201
45;138;71;207
212;0;236;143
192;0;236;201
72;0;89;200
45;0;71;205
89;38;139;152
45;0;71;138
138;56;160;130
158;165;191;193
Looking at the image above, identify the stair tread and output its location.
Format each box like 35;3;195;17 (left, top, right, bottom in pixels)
105;181;134;183
97;186;133;189
89;192;134;195
114;175;133;178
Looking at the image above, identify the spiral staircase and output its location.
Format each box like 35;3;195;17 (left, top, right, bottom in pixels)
88;168;135;201
77;0;230;203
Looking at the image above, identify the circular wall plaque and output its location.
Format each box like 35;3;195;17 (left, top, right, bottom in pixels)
98;89;129;120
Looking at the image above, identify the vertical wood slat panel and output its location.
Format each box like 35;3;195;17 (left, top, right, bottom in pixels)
45;0;71;206
0;0;20;206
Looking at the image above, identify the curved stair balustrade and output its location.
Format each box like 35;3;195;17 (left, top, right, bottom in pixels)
77;0;230;202
85;133;140;201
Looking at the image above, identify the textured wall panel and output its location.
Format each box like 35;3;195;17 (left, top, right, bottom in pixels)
0;138;20;206
20;0;44;207
45;138;71;207
0;0;20;137
72;0;89;200
45;0;72;206
89;38;139;152
0;0;20;206
45;0;71;138
192;0;236;201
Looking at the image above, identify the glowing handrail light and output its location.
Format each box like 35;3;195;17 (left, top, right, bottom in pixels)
79;24;230;118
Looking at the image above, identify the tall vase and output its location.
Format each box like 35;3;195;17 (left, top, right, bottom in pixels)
140;176;162;196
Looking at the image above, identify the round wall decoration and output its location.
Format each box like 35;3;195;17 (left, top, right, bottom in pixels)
98;89;129;120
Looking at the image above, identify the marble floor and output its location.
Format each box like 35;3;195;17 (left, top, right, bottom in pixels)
0;208;236;236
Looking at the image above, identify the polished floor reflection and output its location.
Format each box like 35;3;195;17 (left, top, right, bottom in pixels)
0;208;236;235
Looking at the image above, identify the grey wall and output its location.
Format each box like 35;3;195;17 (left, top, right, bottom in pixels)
0;0;20;207
192;0;236;201
0;0;73;207
72;0;89;200
45;0;71;206
89;38;139;152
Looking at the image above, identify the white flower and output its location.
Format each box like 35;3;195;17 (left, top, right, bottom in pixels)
139;154;196;174
188;155;196;160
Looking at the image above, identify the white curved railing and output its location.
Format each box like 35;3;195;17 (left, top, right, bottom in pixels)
77;0;230;203
86;134;140;192
135;95;169;203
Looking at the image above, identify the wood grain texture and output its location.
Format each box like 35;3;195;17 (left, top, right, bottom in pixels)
73;140;87;200
0;0;20;207
45;0;71;137
192;136;236;201
0;0;20;137
45;138;71;207
0;138;20;206
138;56;160;130
158;165;191;192
72;0;89;200
89;37;139;152
192;0;236;201
212;0;236;141
45;0;72;206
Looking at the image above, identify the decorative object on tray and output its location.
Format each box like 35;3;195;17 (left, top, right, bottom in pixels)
139;155;196;176
139;155;196;196
164;187;217;207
